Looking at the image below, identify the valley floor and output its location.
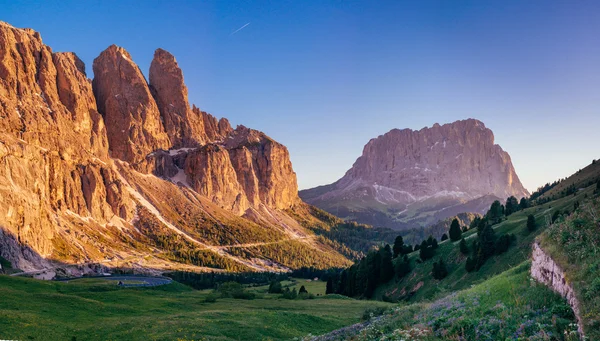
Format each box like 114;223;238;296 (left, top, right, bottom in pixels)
0;275;391;341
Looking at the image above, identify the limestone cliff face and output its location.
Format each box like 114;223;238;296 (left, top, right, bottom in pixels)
301;119;529;230
0;23;134;269
0;22;317;274
92;45;170;164
185;145;249;214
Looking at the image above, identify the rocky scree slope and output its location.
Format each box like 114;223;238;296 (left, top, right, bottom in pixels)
0;22;349;275
301;119;529;230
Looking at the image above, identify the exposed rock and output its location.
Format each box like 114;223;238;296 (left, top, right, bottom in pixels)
0;21;344;275
149;48;207;147
225;126;299;210
92;45;170;164
185;144;249;214
531;242;584;337
301;119;529;230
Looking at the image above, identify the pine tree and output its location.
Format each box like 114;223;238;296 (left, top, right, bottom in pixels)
527;214;537;232
519;197;529;210
379;245;395;284
465;257;476;272
432;259;448;280
326;278;333;295
441;233;448;241
449;218;462;241
487;200;503;224
299;285;308;294
392;236;404;258
505;196;519;216
394;255;411;279
459;238;469;255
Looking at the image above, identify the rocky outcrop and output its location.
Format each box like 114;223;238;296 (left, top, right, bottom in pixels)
196;106;233;141
92;45;170;164
300;119;529;230
149;48;207;148
531;242;584;338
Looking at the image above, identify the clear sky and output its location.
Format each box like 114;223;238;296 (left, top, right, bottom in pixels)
3;1;599;192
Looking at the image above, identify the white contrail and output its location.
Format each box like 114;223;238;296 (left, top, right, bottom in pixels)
230;22;250;36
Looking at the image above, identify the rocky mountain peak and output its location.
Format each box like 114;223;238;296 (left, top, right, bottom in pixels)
149;48;208;148
301;119;529;230
92;45;170;164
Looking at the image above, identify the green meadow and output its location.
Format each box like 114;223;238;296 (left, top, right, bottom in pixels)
0;275;391;341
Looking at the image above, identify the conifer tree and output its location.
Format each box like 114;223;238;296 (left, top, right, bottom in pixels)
449;218;462;241
527;214;537;232
392;236;404;258
459;238;469;255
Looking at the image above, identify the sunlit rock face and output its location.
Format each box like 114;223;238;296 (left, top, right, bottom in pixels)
0;22;315;274
301;119;529;230
92;45;171;165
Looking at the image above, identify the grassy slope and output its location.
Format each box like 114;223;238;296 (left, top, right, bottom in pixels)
331;262;579;340
376;183;596;303
539;197;600;338
538;159;600;201
0;275;392;341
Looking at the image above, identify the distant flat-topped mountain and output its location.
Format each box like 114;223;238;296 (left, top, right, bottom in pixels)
300;119;529;230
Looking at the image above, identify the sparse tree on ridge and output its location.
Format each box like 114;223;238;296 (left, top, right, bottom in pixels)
393;236;404;258
505;196;519;216
519;197;529;210
449;218;462;241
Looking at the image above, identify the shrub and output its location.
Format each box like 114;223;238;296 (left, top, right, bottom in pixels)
268;280;283;294
459;238;469;255
361;306;387;321
281;287;297;299
432;260;448;280
204;292;218;303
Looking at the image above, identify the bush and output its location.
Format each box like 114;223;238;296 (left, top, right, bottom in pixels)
495;234;514;255
217;281;254;299
268;280;283;294
361;306;387;321
281;287;298;299
204;292;218;303
432;260;448;280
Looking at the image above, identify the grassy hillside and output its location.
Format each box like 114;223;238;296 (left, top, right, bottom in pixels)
538;197;600;338
0;275;392;341
316;262;579;340
373;183;595;303
536;158;600;201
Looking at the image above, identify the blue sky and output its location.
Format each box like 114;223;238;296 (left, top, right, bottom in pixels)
3;1;599;192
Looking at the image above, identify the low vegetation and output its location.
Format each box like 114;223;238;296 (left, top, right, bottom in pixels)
0;275;392;341
313;263;580;340
539;197;600;338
